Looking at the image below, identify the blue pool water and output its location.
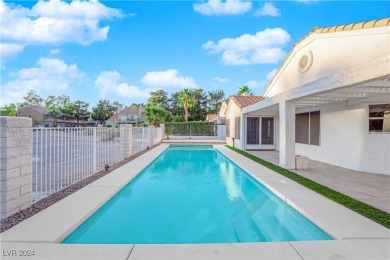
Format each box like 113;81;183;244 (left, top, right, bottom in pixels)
63;145;331;244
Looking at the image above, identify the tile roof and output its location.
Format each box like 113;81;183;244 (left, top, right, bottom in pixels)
293;18;390;47
120;106;139;115
231;95;263;109
21;105;50;114
206;114;219;121
263;18;390;97
107;115;117;122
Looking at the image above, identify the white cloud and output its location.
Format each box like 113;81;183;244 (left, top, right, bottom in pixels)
193;0;252;16
1;58;85;105
95;71;152;99
0;43;25;59
245;68;278;92
141;69;198;88
266;68;278;80
50;49;60;54
213;76;229;83
0;0;122;60
203;28;290;65
255;3;281;17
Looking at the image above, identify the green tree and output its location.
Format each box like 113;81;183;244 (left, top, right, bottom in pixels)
148;90;169;110
208;90;225;114
72;100;89;125
168;92;181;117
44;95;70;126
238;85;252;95
91;99;117;124
188;88;208;121
177;89;195;122
145;105;172;127
20;90;43;107
129;103;143;108
0;103;18;116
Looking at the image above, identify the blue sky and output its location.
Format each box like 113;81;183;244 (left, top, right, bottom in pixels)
1;0;389;107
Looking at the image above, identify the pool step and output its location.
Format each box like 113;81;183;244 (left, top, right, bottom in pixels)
232;196;270;242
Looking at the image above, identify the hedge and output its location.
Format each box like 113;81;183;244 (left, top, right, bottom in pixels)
164;121;217;136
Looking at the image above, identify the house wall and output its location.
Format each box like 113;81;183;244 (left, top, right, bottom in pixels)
225;102;244;149
18;108;45;126
295;102;390;175
264;27;390;98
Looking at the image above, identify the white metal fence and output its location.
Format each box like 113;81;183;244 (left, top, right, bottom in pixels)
32;126;162;202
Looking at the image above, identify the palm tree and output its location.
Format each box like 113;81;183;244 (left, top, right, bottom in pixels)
145;105;172;127
238;85;252;96
177;89;195;122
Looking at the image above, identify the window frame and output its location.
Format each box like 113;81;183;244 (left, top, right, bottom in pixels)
369;104;390;134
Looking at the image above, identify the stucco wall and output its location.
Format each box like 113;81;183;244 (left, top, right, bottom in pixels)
265;27;390;98
225;102;244;149
296;102;390;175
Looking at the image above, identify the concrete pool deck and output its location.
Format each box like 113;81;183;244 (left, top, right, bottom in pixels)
247;150;390;213
1;144;389;259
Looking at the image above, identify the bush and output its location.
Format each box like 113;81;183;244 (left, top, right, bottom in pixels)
165;121;216;136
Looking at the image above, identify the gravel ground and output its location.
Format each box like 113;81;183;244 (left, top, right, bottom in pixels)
0;143;161;233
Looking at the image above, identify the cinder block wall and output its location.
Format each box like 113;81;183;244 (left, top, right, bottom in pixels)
0;116;32;219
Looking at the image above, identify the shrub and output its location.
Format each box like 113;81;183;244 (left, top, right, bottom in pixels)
165;121;216;136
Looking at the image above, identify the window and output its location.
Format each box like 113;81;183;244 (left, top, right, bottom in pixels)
226;119;230;137
369;104;390;132
235;117;241;139
295;111;320;145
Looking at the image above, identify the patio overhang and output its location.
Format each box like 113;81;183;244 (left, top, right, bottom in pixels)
242;54;390;169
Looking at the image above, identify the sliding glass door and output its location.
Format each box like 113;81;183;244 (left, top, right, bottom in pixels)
261;117;274;145
246;116;275;150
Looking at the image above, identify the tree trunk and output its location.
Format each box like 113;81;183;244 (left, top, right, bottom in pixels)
184;104;189;122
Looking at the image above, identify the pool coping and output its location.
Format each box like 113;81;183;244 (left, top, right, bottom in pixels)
1;144;389;259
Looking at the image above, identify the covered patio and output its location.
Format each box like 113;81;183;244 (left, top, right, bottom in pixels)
246;150;390;213
242;54;390;175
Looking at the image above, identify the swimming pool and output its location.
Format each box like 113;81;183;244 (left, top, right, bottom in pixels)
63;145;331;244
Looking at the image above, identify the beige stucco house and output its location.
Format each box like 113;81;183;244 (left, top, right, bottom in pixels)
220;95;263;149
18;105;50;126
106;106;146;127
234;18;390;175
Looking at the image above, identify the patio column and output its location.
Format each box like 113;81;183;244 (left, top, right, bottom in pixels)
279;100;296;169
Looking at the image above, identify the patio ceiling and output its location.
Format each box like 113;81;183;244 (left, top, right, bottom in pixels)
296;77;390;108
245;76;390;116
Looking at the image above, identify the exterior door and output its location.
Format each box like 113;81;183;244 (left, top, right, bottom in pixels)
261;117;275;149
246;117;260;149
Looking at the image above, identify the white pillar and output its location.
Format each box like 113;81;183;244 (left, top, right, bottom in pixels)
279;100;296;169
0;116;32;219
120;124;132;159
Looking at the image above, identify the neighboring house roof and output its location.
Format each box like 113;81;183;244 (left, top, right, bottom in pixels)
20;105;50;115
107;115;117;122
263;17;390;97
120;107;139;115
107;106;144;122
231;95;263;109
206;114;219;121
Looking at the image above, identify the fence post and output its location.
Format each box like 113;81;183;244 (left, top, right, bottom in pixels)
160;124;165;141
92;128;97;174
217;124;226;140
0;116;32;219
148;126;154;147
120;124;133;159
